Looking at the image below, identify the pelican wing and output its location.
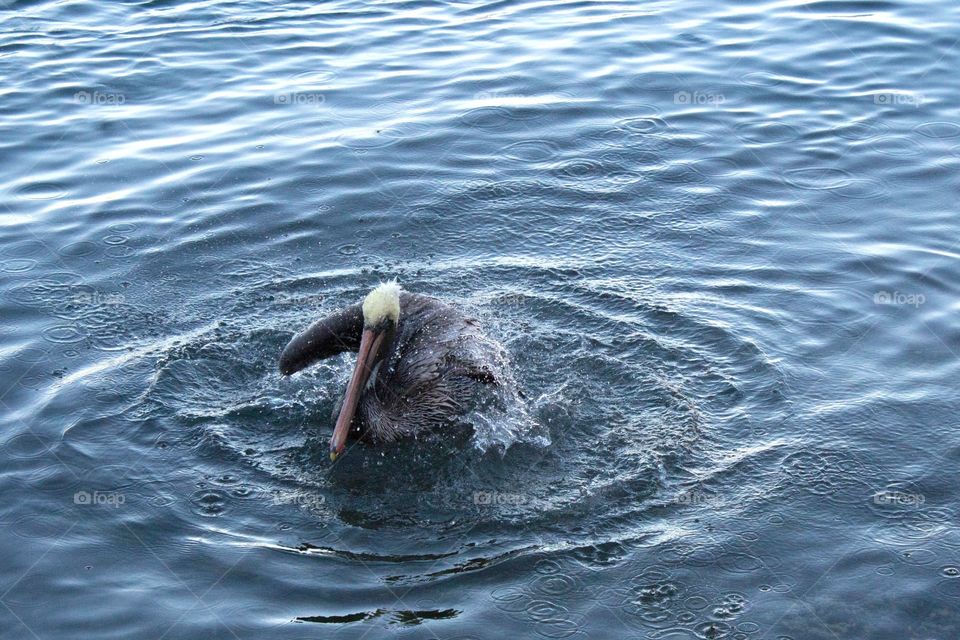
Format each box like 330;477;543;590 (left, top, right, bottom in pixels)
279;303;363;375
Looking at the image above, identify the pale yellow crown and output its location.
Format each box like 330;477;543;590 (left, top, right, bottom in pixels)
362;281;401;326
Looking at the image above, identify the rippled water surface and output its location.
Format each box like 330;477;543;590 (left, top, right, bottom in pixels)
2;0;960;637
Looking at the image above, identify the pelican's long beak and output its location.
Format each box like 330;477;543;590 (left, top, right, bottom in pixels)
329;327;386;461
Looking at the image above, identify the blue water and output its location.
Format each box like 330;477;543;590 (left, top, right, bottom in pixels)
2;0;960;637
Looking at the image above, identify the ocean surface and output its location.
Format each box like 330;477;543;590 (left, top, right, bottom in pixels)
2;0;959;638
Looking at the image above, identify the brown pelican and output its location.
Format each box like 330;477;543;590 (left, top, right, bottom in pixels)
279;282;506;460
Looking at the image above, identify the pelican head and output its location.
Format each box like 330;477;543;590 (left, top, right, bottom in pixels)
330;282;401;460
361;280;401;328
